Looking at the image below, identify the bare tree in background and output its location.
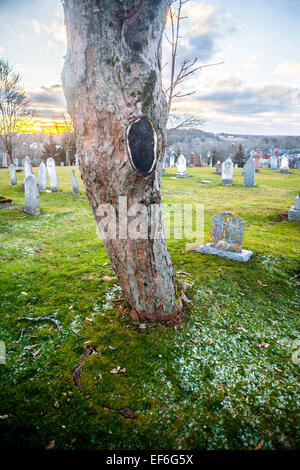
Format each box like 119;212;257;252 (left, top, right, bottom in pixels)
0;59;32;164
52;114;76;165
164;0;223;133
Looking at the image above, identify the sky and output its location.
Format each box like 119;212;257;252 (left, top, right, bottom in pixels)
0;0;299;135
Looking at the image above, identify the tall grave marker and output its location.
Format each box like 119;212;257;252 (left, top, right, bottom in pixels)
47;157;59;192
24;175;40;216
221;158;233;186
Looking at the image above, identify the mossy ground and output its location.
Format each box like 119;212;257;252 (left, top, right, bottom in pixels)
0;166;299;450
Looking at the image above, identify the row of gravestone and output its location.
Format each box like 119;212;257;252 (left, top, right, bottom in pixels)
8;157;80;215
165;152;291;187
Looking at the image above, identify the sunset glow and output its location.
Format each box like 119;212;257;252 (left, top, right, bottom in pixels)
18;117;73;134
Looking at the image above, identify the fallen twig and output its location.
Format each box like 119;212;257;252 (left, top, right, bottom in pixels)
16;327;26;343
17;316;62;333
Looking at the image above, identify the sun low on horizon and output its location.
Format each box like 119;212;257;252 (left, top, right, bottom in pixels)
19;117;73;134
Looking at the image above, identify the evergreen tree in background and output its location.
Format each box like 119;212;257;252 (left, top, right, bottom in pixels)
234;143;246;167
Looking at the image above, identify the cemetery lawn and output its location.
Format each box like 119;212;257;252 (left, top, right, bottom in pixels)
0;166;299;450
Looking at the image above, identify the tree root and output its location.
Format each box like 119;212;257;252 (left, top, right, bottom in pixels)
72;345;98;393
72;346;136;419
17;316;62;333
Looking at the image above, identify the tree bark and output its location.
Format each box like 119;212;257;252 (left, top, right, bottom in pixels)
62;0;183;323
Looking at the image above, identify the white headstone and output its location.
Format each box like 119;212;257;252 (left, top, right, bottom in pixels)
288;195;300;221
243;157;255;187
46;157;59;192
176;154;188;179
169;154;175;168
270;153;278;170
75;154;79;166
2;153;8;167
279;154;290;174
72;169;80;195
221;158;233;186
9;164;17;185
13;158;19;169
24;156;33;179
38;161;47;191
66;149;70;166
24;175;40;215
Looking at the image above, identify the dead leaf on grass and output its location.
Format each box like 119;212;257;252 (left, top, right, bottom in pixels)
32;348;41;357
254;441;264;450
45;440;55;450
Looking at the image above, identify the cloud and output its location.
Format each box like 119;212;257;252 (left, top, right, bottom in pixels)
274;62;300;78
0;45;4;52
163;1;236;67
29;84;66;109
195;82;300;115
31;18;66;44
32;19;41;35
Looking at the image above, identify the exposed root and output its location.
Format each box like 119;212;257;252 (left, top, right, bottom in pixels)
72;346;136;420
17;316;62;333
178;279;192;305
72;345;98;393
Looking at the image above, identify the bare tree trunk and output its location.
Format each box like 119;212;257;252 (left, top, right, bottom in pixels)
62;0;183;323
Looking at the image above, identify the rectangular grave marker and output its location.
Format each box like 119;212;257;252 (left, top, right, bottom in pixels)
197;211;253;262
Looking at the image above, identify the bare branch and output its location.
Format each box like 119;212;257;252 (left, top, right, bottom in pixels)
0;59;33;164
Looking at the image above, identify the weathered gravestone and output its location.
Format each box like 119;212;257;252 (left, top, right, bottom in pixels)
46;157;59;192
9;164;17;185
75;154;79;166
221;158;233;185
279;154;290;174
13;158;19;169
24;156;33;179
243;156;255;187
198;154;203;167
72;169;80;195
169;153;175;168
24;175;40;215
288;194;300;222
295;159;300;170
38;161;47;191
254;153;261;173
2;153;8;167
207;151;212;167
197;212;253;262
176;154;188;178
270;152;278;170
190;152;195;167
216;161;222;175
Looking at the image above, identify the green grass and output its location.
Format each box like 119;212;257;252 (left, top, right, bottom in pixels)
0;166;299;450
